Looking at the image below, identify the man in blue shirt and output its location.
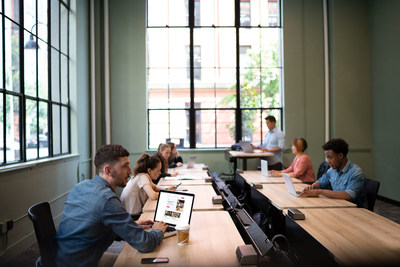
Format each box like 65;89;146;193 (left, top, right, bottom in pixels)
252;115;285;170
55;144;168;267
300;138;367;208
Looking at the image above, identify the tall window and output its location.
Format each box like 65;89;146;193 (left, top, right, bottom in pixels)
0;0;70;165
147;0;282;148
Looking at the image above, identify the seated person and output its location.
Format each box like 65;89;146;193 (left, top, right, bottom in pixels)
252;115;285;170
154;143;178;184
300;138;367;208
271;137;316;183
167;141;183;168
54;144;168;267
121;153;175;215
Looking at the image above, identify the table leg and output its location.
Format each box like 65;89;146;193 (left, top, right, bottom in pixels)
243;159;247;170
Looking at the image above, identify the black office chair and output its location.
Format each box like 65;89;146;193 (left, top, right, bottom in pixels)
28;202;57;267
364;178;380;211
317;161;330;179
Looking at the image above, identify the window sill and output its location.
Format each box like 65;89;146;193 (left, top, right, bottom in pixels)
0;154;80;174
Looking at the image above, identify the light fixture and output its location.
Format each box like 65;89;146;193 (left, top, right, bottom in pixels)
24;23;41;49
25;34;39;49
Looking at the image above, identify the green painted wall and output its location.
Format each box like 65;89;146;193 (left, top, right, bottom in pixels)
370;0;400;202
108;0;377;182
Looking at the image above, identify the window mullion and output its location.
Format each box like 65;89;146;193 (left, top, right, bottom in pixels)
189;0;196;148
235;0;242;143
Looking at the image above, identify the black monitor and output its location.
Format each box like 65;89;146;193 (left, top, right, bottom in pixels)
247;222;274;256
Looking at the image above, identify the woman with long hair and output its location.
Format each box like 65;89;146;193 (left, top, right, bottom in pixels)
153;143;178;184
121;153;175;216
167;141;183;168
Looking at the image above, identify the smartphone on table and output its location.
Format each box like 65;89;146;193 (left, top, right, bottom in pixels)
141;257;169;264
172;182;182;189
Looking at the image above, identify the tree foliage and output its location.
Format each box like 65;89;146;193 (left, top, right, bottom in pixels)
219;46;280;141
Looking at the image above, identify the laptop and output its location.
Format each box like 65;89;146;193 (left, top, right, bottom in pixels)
239;141;253;153
153;190;195;231
183;156;197;169
261;160;268;176
282;173;302;197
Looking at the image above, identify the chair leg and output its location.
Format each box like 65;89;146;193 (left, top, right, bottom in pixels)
35;256;42;267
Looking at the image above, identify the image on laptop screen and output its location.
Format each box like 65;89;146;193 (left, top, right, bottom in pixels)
154;190;195;227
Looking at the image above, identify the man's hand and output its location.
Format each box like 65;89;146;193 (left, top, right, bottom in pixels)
260;146;269;152
136;219;154;229
299;187;320;198
152;221;168;232
176;162;183;167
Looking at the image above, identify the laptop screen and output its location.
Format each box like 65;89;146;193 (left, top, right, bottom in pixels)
154;190;195;227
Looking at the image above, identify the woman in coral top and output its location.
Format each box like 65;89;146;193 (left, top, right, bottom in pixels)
271;138;316;183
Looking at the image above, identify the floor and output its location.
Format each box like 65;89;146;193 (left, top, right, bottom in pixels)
5;198;400;267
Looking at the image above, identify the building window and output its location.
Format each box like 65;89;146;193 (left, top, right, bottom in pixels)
186;45;201;80
147;0;282;148
0;0;70;165
240;0;251;26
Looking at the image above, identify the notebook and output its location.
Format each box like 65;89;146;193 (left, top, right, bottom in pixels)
282;173;302;197
153;190;195;231
261;160;268;176
239;141;253;153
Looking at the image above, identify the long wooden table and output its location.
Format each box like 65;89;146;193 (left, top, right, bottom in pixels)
142;185;223;212
256;183;356;210
169;164;206;173
158;177;212;187
226;149;274;170
286;208;400;266
114;211;244;267
239;170;303;184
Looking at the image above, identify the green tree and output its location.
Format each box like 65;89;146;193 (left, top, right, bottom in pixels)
219;46;280;141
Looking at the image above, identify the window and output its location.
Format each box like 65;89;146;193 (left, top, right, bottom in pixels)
186;45;201;80
0;0;70;165
240;0;251;26
147;0;282;148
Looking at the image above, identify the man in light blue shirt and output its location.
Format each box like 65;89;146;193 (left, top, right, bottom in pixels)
300;138;367;208
55;144;168;267
253;115;285;170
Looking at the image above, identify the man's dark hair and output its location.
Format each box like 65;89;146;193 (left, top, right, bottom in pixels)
264;115;276;123
94;144;130;172
322;138;349;157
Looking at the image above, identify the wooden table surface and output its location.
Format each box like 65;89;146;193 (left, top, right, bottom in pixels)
143;185;223;212
228;150;273;158
169;164;206;173
292;208;400;266
240;170;303;184
256;183;356;209
158;177;212;187
114;211;244;267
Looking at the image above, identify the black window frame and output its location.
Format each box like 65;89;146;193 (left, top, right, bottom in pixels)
0;0;71;166
147;0;283;149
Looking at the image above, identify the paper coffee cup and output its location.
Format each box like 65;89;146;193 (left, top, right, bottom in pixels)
175;224;190;246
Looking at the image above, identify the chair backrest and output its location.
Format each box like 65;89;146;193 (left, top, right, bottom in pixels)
364;178;380;211
317;161;330;179
28;202;57;267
